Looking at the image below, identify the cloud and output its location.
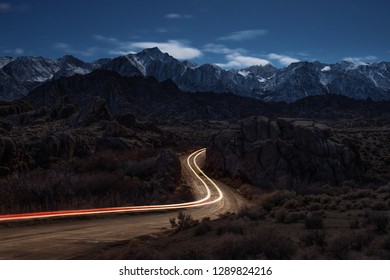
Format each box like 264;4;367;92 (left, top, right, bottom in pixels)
203;43;242;55
204;43;270;68
156;28;168;33
93;34;201;59
217;54;270;68
0;2;10;11
267;53;299;66
165;13;193;19
218;29;268;41
53;42;98;57
93;34;119;44
3;48;24;55
0;2;30;12
129;40;201;59
343;55;378;64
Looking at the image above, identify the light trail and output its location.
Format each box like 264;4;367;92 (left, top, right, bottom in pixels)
0;148;223;222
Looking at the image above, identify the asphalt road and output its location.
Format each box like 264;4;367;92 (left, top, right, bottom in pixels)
0;149;249;259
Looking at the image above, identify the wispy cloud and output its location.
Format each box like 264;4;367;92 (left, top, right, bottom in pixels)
0;2;10;11
165;13;193;19
156;28;168;33
93;34;120;44
217;54;270;68
53;42;99;57
0;2;29;12
218;29;268;41
343;55;378;64
129;40;201;59
204;44;270;68
203;44;245;55
156;27;180;34
3;48;24;55
267;53;299;66
93;35;202;60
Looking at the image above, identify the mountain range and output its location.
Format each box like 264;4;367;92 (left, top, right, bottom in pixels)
1;47;389;102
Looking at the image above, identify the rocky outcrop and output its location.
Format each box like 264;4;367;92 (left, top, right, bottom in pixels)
69;96;113;127
0;100;32;117
0;136;31;176
0;117;12;135
206;116;363;189
0;118;32;176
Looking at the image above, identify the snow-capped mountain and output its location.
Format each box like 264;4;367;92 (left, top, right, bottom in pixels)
0;48;389;102
102;48;390;101
0;57;14;68
0;55;96;100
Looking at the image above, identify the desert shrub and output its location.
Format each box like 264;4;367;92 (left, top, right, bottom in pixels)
366;212;389;233
172;249;204;260
383;236;390;251
349;219;360;229
212;228;296;260
343;180;358;188
297;248;323;260
124;158;156;179
194;220;213;236
248;229;296;259
212;234;247;259
376;185;390;194
274;208;288;223
349;230;374;251
238;205;266;220
371;201;387;211
327;230;374;259
327;234;351;259
282;198;302;209
319;195;332;204
111;243;163;260
351;201;364;210
300;230;326;247
216;220;245;236
308;202;322;211
74;150;128;173
343;189;371;200
305;214;323;229
259;190;297;212
338;200;352;211
284;211;306;224
170;212;198;232
327;202;337;210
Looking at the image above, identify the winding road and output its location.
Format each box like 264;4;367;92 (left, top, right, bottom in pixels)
0;148;248;259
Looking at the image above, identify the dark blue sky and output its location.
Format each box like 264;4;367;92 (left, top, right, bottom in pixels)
1;0;389;68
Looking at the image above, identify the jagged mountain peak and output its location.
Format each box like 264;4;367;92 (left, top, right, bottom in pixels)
57;55;86;67
182;60;198;69
136;47;171;60
0;50;389;102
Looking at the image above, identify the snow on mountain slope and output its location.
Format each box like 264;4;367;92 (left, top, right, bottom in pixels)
0;48;389;102
0;57;14;68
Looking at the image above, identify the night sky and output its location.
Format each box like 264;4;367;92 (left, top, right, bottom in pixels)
1;0;389;68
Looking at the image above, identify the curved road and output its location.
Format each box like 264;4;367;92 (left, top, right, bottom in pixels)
0;148;249;259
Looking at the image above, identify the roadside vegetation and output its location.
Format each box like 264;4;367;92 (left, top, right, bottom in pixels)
0;149;192;214
93;183;390;260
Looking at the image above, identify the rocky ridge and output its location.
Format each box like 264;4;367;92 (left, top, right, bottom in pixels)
1;48;389;102
206;116;363;189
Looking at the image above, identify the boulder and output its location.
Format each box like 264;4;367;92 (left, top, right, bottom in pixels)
70;96;113;127
0;117;12;134
0;136;31;176
37;132;77;166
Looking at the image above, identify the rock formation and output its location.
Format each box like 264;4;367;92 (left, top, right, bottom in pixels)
206;116;363;189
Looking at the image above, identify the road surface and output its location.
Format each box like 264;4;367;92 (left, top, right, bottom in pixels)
0;148;249;259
